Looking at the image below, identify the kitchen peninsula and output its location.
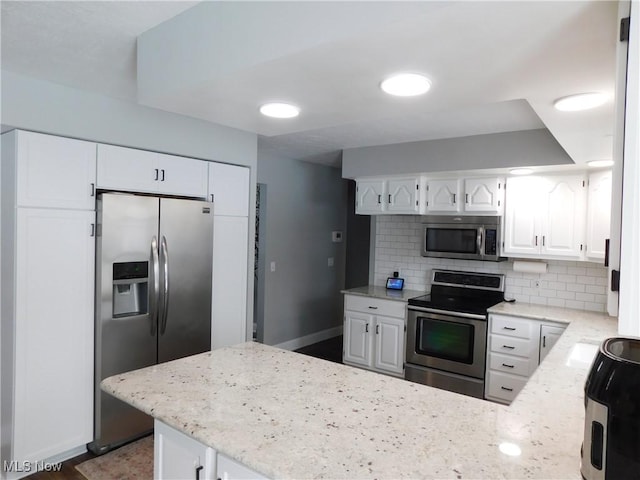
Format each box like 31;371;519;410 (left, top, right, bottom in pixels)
102;310;617;479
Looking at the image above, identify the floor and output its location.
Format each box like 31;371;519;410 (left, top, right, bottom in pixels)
294;335;343;364
24;452;94;480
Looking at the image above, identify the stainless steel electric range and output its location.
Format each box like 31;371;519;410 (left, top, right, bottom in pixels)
405;269;505;399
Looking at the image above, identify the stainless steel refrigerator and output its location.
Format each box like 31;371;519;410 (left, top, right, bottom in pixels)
90;192;213;454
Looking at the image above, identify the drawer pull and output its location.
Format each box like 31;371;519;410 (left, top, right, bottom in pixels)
502;345;515;350
368;306;378;310
503;326;516;331
502;363;515;368
501;386;514;392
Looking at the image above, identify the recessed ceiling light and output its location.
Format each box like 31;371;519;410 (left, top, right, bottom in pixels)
380;73;431;97
510;168;534;176
553;93;608;112
499;442;522;457
587;160;614;168
259;103;300;119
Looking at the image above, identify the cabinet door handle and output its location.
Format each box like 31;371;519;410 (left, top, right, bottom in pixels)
154;168;159;181
452;193;456;204
210;194;214;202
543;336;547;348
377;195;381;204
365;323;369;333
368;306;378;310
90;223;95;237
502;345;515;350
195;465;204;480
161;169;165;181
503;326;516;331
535;235;538;246
542;235;545;247
90;183;95;197
501;386;514;392
376;324;379;334
465;193;469;204
388;194;392;204
502;363;515;368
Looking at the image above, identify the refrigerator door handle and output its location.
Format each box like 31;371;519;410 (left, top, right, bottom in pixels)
149;236;160;336
159;235;170;335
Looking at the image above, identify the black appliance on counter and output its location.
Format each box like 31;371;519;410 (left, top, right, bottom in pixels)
406;269;505;399
581;337;640;480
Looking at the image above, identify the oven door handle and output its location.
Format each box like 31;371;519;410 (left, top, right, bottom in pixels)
408;306;486;320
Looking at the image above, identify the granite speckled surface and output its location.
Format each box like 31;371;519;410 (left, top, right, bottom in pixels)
102;309;617;479
488;301;609;324
341;285;426;302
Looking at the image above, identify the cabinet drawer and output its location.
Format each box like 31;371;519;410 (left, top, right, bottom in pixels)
486;371;527;403
489;334;533;358
490;314;534;339
489;352;530;377
344;295;406;318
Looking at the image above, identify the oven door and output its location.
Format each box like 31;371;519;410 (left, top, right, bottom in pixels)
406;307;487;379
421;224;484;260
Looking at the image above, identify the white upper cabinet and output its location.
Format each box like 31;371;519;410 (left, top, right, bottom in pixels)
586;170;612;261
464;177;504;213
426;177;504;214
386;177;421;213
208;162;250;216
97;144;208;198
426;179;460;212
504;175;587;260
356;177;423;215
13;130;96;210
157;153;208;198
355;179;387;214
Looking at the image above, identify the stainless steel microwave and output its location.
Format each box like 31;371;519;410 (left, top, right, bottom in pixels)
421;215;506;261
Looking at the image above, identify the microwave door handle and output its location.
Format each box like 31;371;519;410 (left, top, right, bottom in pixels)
477;228;484;257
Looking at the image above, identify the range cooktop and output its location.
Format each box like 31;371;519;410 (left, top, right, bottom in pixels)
408;270;506;316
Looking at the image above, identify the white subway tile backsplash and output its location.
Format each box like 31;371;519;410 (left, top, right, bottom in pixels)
373;215;608;313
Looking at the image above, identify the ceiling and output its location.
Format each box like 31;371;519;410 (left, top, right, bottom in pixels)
1;1;620;168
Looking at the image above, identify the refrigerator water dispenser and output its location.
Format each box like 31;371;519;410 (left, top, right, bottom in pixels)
112;261;149;317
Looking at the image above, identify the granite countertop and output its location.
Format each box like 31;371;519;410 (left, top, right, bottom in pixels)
102;307;617;480
341;285;426;302
488;301;610;324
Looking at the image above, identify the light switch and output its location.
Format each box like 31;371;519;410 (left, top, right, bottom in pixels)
270;261;276;272
328;257;334;267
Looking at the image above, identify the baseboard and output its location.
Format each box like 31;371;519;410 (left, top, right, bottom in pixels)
273;326;343;351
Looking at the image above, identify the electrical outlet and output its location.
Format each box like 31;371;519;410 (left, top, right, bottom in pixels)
328;257;334;267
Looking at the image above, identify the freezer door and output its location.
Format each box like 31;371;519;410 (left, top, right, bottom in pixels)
92;193;158;452
158;197;213;363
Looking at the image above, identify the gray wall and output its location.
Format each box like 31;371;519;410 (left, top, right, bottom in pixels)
345;180;370;289
1;71;257;167
342;129;573;178
257;150;347;346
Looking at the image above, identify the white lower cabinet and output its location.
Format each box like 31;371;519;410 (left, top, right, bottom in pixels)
485;314;566;404
343;295;406;377
155;421;216;480
217;453;268;480
154;421;267;480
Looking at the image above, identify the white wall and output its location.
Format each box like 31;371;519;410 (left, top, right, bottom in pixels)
373;215;609;313
257;150;347;347
618;1;640;336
